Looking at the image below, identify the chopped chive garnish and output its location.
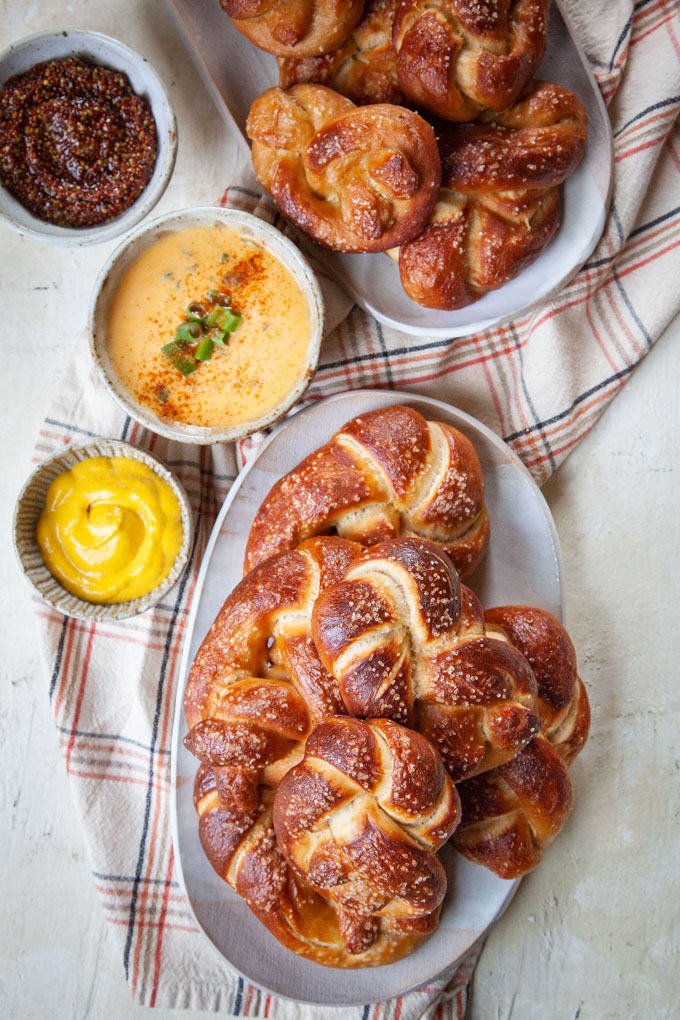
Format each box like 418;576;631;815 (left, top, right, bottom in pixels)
156;386;169;403
195;337;214;361
223;312;242;332
213;330;229;348
220;252;230;262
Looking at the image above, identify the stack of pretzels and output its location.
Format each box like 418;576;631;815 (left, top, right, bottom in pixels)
216;0;588;308
183;404;590;968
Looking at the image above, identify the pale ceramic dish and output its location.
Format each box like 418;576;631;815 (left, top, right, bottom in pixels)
89;206;325;444
13;439;193;622
166;0;614;338
170;390;565;1005
0;30;177;246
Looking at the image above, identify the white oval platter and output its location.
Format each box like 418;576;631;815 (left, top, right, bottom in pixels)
164;0;613;338
170;390;564;1006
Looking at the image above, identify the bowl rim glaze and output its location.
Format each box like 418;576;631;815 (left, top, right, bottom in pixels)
13;439;194;622
0;29;177;246
88;205;325;444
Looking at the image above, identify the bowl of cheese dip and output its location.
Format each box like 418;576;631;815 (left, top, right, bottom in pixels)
89;207;325;443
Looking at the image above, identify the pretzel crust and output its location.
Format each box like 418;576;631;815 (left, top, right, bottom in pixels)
393;0;550;121
247;84;441;252
244;404;490;579
221;0;365;58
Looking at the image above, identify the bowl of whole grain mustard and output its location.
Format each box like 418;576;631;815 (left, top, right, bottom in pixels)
0;30;176;245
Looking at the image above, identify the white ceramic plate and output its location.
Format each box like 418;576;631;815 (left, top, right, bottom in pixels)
164;0;613;338
171;390;565;1006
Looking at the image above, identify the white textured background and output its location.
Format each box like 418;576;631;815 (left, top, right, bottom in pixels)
1;2;679;1018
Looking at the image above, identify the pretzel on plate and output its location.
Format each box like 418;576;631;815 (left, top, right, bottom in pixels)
311;537;542;781
244;404;490;580
392;0;550;121
220;0;365;57
394;80;588;308
452;606;590;877
186;536;433;965
273;716;461;952
246;83;440;252
278;0;403;106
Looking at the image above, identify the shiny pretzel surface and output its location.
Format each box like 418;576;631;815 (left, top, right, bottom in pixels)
247;84;440;252
245;404;490;579
395;80;588;308
220;0;365;57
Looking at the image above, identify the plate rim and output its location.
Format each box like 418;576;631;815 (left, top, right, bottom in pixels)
170;389;564;1005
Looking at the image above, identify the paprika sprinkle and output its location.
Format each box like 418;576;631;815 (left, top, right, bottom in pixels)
0;56;157;228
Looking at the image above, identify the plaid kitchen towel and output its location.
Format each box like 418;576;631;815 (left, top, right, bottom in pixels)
31;0;680;1014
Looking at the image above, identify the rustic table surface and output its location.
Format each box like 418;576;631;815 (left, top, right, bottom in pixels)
1;2;678;1019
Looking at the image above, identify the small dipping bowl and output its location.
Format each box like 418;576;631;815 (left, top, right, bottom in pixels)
13;440;193;622
0;30;177;245
89;206;325;444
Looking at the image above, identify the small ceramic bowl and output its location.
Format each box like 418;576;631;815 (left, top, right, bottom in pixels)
89;206;325;444
13;440;193;622
0;30;177;245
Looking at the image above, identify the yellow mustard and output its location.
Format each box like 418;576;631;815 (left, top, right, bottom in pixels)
36;456;184;604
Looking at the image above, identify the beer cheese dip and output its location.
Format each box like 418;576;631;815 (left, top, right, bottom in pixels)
106;223;311;429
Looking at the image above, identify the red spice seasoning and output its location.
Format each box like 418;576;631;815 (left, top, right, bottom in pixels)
0;56;158;227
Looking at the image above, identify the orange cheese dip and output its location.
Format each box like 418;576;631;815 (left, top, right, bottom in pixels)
106;224;311;428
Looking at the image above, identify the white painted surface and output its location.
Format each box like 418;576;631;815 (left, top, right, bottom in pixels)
0;3;678;1019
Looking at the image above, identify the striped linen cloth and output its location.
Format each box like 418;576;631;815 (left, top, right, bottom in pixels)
32;0;680;1014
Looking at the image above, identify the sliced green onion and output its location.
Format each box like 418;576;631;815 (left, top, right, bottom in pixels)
195;337;214;361
220;252;230;262
156;386;169;404
175;322;201;343
222;312;242;332
213;331;229;348
186;302;207;323
205;305;226;327
206;289;219;301
175;357;199;376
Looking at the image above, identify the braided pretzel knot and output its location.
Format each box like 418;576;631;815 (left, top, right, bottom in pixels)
245;404;490;579
186;537;435;966
393;0;549;121
395;81;588;309
273;716;460;954
278;0;403;106
220;0;365;57
247;84;441;252
452;606;590;877
312;537;541;781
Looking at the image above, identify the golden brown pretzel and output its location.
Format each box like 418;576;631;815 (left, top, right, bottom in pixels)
278;0;403;106
244;404;490;580
451;605;589;877
392;0;550;121
273;716;460;953
311;538;541;781
186;536;435;965
220;0;365;57
246;84;440;252
395;80;588;309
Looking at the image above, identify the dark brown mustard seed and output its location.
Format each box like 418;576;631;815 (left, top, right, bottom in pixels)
0;56;158;228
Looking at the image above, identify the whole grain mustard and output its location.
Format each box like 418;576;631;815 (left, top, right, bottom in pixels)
36;456;183;603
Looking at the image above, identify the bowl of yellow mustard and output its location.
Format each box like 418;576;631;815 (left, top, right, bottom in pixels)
13;440;193;621
89;206;325;444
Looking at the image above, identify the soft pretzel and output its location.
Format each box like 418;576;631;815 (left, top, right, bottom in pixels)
392;0;549;121
311;538;541;781
278;0;403;106
244;404;490;579
186;536;435;966
220;0;365;58
451;605;589;877
246;84;440;252
395;80;588;309
273;716;460;952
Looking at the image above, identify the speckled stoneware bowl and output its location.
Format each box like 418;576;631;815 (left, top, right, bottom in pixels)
89;206;325;444
0;30;177;245
13;440;193;622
